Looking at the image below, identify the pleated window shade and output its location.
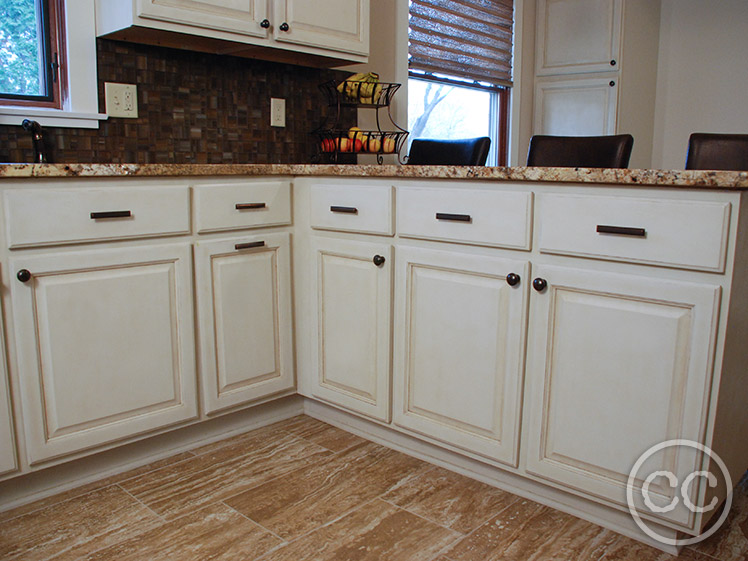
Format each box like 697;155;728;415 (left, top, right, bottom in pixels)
409;0;514;87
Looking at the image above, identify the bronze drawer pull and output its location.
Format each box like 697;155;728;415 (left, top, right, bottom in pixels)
596;225;646;237
235;241;265;251
90;210;131;219
330;206;358;214
436;212;471;222
235;203;266;210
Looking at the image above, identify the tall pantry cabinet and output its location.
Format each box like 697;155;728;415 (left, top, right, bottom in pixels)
532;0;661;168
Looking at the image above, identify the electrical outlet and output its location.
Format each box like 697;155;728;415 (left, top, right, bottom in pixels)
271;98;286;127
105;82;139;118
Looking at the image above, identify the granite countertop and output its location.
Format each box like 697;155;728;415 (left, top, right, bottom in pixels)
1;163;747;189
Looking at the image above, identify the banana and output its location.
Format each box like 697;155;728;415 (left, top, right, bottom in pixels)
337;71;381;101
372;83;383;104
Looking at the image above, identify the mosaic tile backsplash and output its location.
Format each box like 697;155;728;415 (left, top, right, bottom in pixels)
0;39;354;164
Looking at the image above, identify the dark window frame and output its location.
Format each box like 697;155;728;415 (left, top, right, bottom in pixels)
1;0;66;109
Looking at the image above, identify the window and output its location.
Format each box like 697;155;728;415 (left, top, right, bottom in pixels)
0;0;65;109
408;0;513;165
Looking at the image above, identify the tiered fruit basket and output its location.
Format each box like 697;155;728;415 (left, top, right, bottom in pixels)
313;78;409;164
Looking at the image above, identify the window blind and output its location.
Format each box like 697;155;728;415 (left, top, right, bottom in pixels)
409;0;514;87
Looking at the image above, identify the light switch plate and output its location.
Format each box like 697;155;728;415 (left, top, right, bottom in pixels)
271;98;286;127
105;82;138;118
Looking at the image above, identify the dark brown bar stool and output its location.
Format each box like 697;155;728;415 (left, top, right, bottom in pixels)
685;133;748;171
406;137;491;165
526;134;634;168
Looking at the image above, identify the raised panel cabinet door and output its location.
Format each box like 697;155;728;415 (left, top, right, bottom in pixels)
524;264;721;529
533;76;619;136
393;246;528;467
273;0;369;55
10;243;198;464
195;232;295;414
0;346;17;475
310;236;392;422
535;0;622;75
137;0;268;37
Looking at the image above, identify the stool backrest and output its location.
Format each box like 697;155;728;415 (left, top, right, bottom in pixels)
407;137;491;166
685;133;748;171
527;134;634;168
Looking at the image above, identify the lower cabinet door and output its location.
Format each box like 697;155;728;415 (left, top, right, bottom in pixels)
195;232;295;414
310;236;392;422
10;243;197;464
393;246;529;467
0;341;17;475
524;264;721;528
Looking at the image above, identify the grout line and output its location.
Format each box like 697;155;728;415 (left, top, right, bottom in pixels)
117;484;167;523
221;501;288;544
379;497;459;535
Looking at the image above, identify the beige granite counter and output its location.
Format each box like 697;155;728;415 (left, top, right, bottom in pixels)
1;163;747;189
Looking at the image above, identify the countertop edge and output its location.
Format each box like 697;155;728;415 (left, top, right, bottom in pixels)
1;163;747;189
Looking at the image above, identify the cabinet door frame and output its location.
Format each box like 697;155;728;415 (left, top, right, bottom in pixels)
524;263;721;529
535;0;622;76
309;236;392;422
10;243;198;464
194;232;295;415
393;245;529;467
0;316;17;475
272;0;369;55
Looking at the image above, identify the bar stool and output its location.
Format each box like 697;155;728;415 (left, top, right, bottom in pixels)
526;134;634;168
685;133;748;171
406;137;491;166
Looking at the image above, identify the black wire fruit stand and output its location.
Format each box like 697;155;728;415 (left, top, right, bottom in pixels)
313;79;409;164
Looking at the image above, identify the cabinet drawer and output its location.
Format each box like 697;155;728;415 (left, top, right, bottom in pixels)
310;183;393;235
397;187;533;250
537;194;731;272
194;181;292;233
4;186;191;248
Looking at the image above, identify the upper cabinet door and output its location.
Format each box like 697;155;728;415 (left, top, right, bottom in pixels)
137;0;269;38
272;0;369;55
533;75;619;136
535;0;622;75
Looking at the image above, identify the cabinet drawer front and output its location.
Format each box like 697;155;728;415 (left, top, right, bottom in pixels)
194;181;292;233
310;183;394;235
537;194;731;272
397;187;533;249
4;186;190;248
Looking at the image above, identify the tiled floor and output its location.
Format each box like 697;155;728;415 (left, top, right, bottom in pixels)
0;415;746;560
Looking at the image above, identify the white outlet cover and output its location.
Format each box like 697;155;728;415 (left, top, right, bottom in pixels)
105;82;138;118
271;98;286;127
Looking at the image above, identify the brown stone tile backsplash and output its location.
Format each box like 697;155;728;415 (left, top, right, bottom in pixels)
0;39;355;164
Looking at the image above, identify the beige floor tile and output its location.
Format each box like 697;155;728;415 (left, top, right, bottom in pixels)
690;471;748;561
444;497;609;561
600;532;717;560
383;464;518;533
84;502;283;561
261;498;460;561
0;451;194;524
0;485;161;561
226;440;430;539
121;427;331;520
270;415;368;453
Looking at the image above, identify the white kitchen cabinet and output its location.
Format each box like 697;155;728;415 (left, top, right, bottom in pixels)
533;75;619;136
96;0;369;65
195;232;294;415
392;246;528;467
9;243;198;464
531;0;661;167
524;263;721;528
272;0;369;56
309;236;392;422
535;0;622;76
0;338;17;475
